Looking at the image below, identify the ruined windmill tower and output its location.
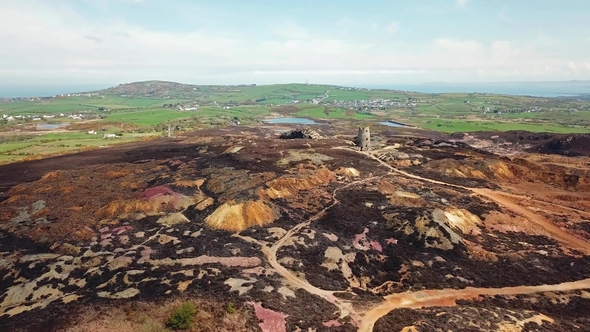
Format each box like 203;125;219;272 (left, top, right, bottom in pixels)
356;126;370;151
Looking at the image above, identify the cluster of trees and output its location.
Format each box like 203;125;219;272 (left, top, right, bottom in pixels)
163;103;182;108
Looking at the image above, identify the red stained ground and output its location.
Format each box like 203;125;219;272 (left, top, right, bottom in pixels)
246;301;288;332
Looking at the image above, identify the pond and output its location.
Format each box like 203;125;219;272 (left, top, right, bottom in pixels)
36;123;70;130
379;121;411;128
264;118;317;125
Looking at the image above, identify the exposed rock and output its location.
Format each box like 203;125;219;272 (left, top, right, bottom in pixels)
205;200;280;232
157;212;190;226
279;127;322;139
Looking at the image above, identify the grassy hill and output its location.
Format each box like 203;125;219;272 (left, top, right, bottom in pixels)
0;80;589;164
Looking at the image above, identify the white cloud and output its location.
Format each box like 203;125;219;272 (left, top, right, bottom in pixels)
385;22;400;35
456;0;470;7
0;0;589;85
272;21;310;40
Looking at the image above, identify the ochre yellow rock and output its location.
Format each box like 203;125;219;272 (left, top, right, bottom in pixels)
205;200;279;232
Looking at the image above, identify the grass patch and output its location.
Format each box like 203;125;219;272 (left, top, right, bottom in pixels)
106;109;196;126
414;118;590;133
64;297;252;332
166;302;196;330
295;105;374;119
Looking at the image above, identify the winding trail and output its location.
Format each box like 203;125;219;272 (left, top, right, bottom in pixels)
471;188;590;253
336;147;590;330
358;278;590;332
494;190;590;217
335;146;590;254
243;146;590;332
236;176;382;323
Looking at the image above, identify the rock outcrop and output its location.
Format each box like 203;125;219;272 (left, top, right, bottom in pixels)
279;127;322;139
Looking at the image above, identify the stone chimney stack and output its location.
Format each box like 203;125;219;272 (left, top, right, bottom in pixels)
357;126;370;151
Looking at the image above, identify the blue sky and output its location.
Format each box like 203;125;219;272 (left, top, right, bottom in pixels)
1;0;589;86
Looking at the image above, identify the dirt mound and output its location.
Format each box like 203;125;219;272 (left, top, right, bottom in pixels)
335;167;360;178
261;166;335;199
205;200;280;231
421;156;590;190
96;185;198;219
432;208;482;236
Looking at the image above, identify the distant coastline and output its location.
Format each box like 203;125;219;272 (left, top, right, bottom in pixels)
0;84;113;98
362;81;590;98
1;80;588;99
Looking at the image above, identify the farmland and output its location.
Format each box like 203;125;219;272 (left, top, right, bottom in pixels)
1;80;590;164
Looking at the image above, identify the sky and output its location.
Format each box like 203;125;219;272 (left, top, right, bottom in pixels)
1;0;590;87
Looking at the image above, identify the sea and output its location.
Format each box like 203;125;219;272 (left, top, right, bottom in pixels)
0;84;113;98
363;81;590;98
1;81;589;98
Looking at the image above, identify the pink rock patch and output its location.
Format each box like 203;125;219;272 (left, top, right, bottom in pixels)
246;302;288;332
139;185;182;200
370;241;382;252
386;238;398;245
323;319;343;327
112;225;133;235
353;228;370;251
353;228;381;252
242;266;265;276
138;247;154;263
138;185;192;210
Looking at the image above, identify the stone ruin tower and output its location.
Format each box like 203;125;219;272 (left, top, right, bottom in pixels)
356;126;370;151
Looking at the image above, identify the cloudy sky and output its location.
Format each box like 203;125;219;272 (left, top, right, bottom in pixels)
1;0;590;86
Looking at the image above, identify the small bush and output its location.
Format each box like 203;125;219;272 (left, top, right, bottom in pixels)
226;302;236;314
166;302;196;330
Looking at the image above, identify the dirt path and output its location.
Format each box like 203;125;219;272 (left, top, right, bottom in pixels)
236;176;382;323
495;190;590;217
266;176;385;322
334;146;590;254
358;278;590;332
329;147;590;330
471;188;590;253
239;146;590;331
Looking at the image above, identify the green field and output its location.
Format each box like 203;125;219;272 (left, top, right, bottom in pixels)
295;106;374;120
0;131;153;164
106;109;197;125
413;118;590;133
0;96;193;115
1;81;589;165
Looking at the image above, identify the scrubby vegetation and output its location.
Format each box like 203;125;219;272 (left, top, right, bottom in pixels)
166;302;196;330
62;298;252;332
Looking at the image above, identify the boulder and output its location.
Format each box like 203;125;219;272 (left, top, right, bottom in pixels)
279;127;322;139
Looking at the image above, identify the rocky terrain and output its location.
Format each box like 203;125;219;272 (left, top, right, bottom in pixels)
0;125;589;332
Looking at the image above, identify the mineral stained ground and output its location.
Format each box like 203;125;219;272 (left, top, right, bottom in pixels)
1;126;590;332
